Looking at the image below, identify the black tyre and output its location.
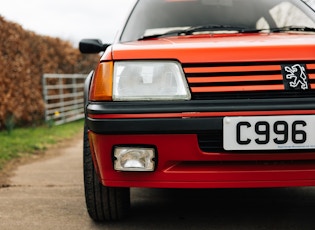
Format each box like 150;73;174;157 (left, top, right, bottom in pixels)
83;124;130;222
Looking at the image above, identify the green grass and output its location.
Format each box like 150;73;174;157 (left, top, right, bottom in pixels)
0;119;84;170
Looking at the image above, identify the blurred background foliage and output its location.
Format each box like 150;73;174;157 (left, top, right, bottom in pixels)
0;16;98;130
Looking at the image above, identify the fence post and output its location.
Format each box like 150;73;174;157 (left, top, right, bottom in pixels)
42;75;48;123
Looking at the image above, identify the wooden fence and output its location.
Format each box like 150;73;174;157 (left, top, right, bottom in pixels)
42;74;87;125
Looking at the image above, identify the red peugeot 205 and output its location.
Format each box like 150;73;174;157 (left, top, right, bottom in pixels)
80;0;315;222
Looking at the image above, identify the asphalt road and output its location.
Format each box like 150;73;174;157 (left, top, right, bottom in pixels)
1;135;315;229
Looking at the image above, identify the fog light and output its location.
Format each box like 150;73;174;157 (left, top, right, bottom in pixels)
114;147;155;171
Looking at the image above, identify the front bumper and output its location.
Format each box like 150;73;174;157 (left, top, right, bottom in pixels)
86;99;315;188
88;132;315;188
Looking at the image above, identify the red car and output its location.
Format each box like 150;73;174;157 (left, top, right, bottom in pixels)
80;0;315;222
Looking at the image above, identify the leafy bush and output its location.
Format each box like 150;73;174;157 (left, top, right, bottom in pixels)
0;16;98;130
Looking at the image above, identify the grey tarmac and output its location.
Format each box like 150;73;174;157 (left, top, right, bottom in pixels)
1;134;315;229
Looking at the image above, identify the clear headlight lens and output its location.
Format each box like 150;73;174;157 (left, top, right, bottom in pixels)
112;61;191;101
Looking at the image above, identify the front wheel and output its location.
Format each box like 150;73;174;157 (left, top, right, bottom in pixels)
83;124;130;222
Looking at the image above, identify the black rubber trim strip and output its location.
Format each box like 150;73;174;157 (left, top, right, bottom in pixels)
87;117;222;134
86;97;315;115
86;98;315;134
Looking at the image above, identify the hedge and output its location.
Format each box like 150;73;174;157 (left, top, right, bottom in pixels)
0;16;99;130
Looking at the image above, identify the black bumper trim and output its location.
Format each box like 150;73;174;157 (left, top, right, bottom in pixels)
87;117;222;134
86;98;315;115
86;98;315;134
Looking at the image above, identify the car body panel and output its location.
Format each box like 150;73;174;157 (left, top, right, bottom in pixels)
88;132;315;188
87;33;315;188
108;34;315;62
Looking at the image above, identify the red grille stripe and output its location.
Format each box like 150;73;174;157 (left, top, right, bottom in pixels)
184;65;281;73
307;64;315;70
191;84;284;93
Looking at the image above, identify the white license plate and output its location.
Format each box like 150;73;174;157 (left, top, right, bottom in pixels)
223;115;315;150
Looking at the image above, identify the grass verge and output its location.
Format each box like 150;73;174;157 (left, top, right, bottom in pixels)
0;119;84;171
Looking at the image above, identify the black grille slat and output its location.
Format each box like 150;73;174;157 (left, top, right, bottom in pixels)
189;80;284;87
192;91;315;100
197;133;315;153
182;60;315;68
185;70;281;77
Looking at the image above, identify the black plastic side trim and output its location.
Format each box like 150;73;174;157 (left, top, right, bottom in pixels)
84;71;94;115
87;117;222;134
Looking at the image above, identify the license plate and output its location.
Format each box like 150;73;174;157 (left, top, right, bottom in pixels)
223;115;315;150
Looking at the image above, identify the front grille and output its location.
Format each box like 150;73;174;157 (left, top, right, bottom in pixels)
197;131;223;152
185;61;315;152
197;133;315;153
183;61;315;100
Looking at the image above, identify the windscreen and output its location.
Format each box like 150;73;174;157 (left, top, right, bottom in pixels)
120;0;315;42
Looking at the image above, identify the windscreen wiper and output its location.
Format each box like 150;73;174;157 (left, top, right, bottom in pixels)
182;24;252;35
268;26;315;33
138;24;253;40
185;25;315;34
138;25;315;40
138;29;187;40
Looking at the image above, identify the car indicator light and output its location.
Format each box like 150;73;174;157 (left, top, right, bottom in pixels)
89;61;113;101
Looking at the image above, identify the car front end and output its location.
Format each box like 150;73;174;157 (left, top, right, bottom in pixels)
80;0;315;221
86;34;315;188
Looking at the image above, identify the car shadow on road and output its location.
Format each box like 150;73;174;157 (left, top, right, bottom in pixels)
93;187;315;230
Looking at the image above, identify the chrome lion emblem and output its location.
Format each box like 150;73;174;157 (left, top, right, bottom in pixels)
282;64;309;90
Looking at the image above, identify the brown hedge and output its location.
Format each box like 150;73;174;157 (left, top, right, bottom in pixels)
0;16;99;130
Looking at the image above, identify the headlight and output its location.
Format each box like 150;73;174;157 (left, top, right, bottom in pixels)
112;61;191;101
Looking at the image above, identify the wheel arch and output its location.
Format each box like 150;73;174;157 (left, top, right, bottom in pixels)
84;70;94;117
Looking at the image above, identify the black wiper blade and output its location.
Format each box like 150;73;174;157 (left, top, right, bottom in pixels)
183;24;250;35
138;24;253;40
138;29;189;40
269;26;315;32
137;25;315;40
